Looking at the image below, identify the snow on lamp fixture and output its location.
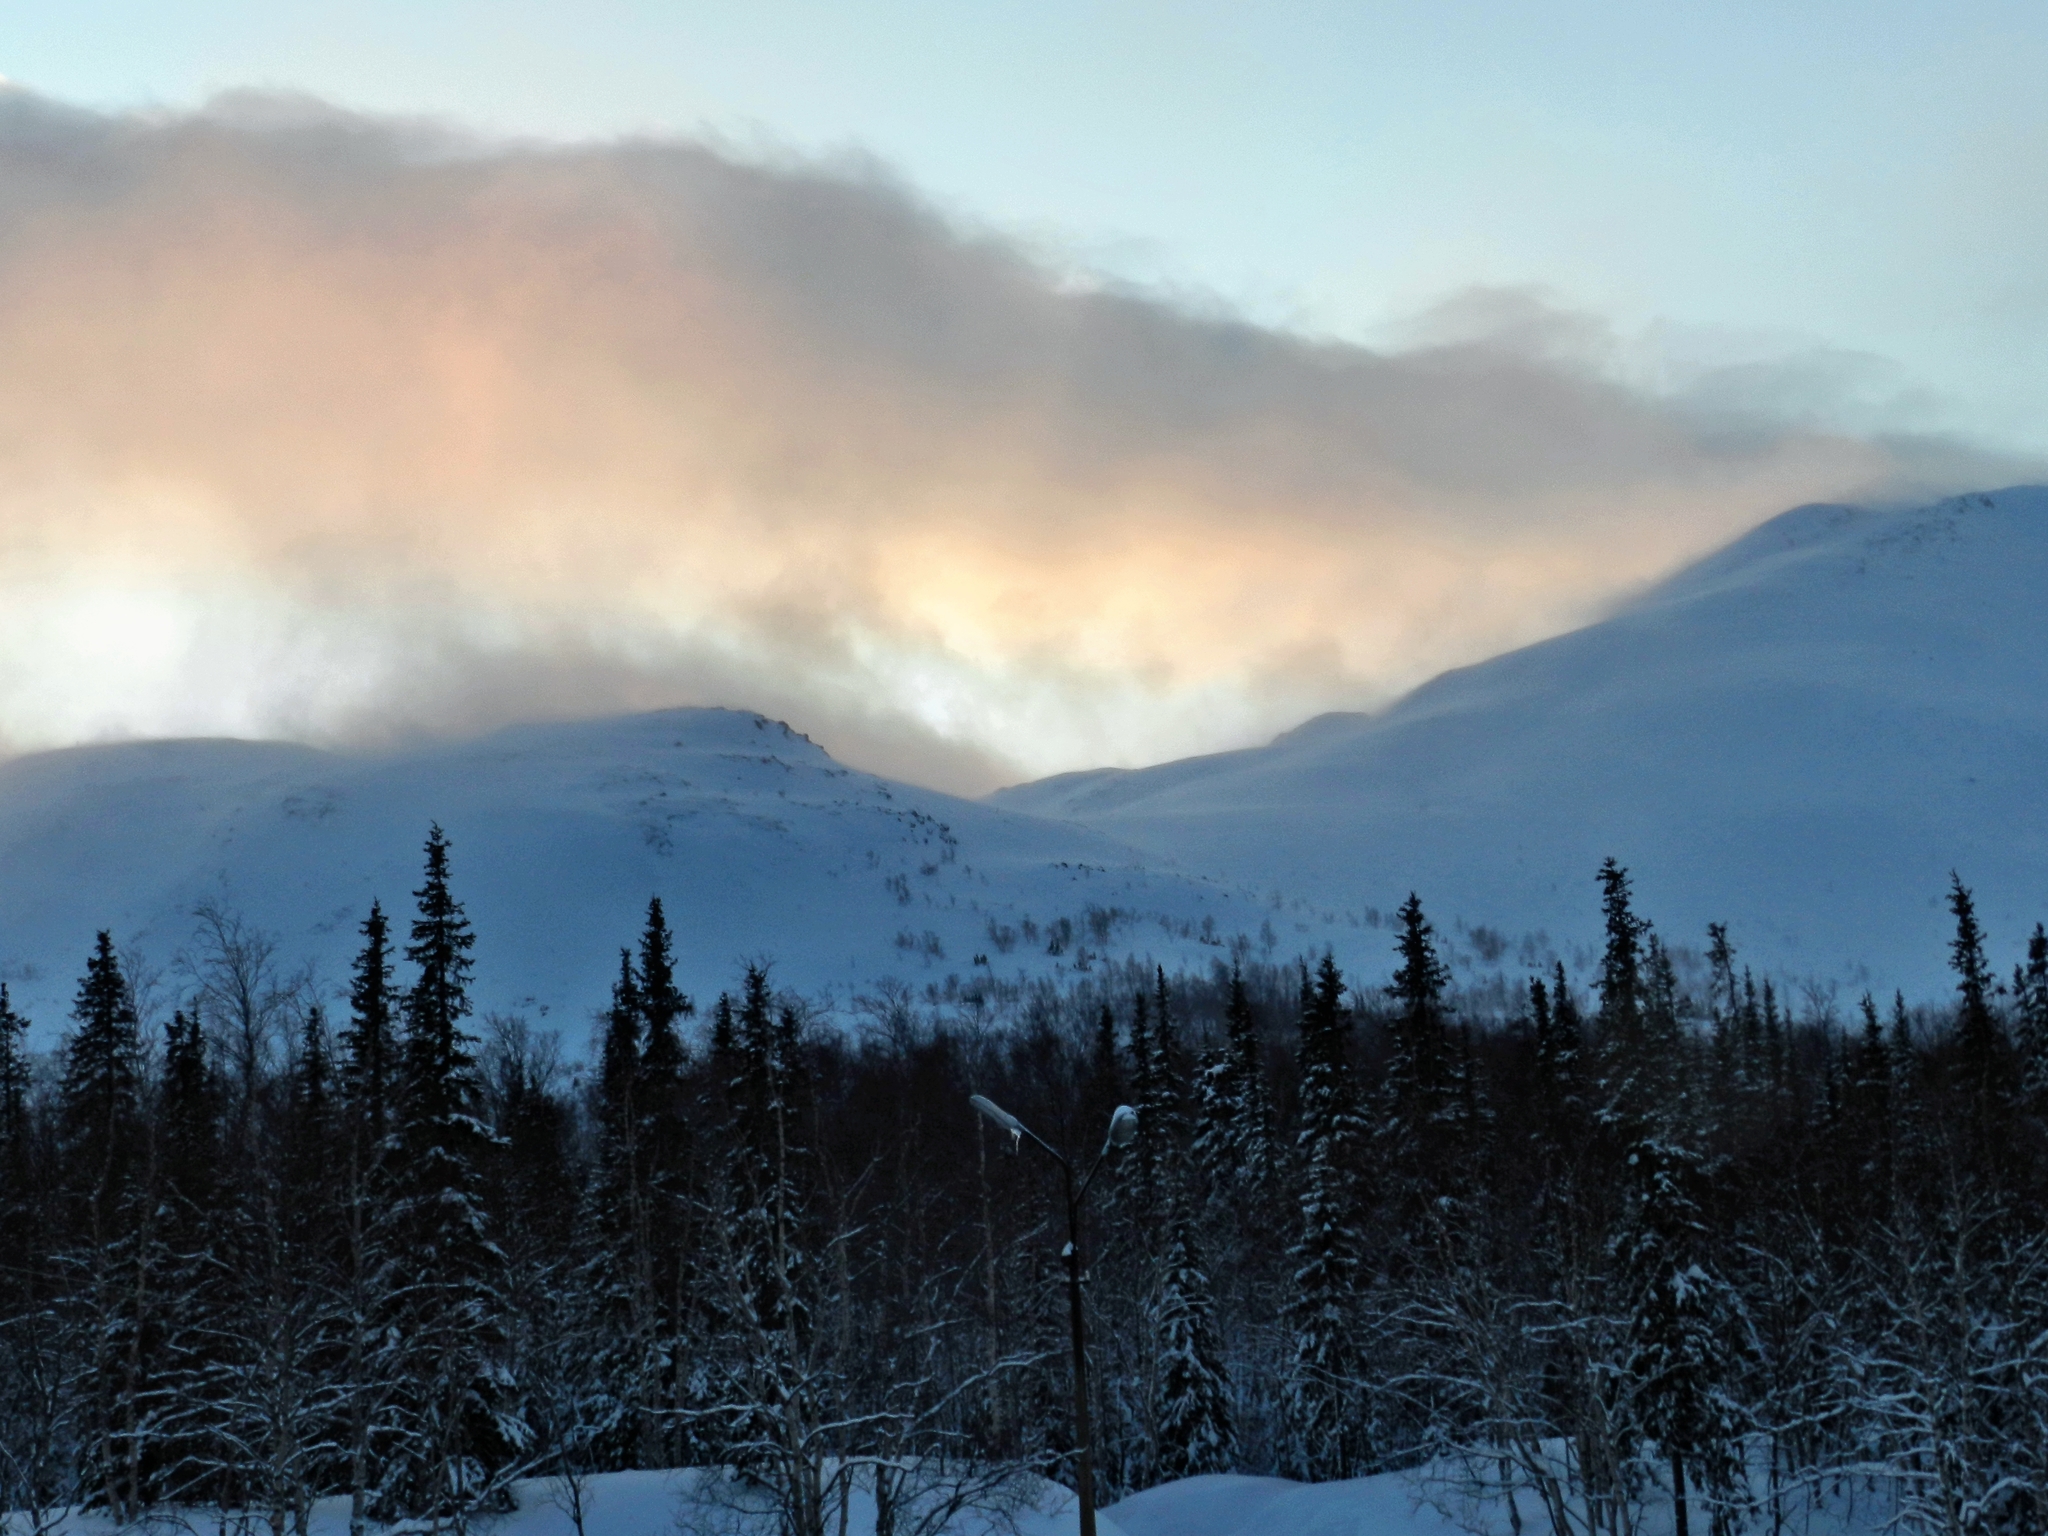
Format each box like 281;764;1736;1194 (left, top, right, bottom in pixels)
969;1093;1023;1150
1105;1103;1139;1151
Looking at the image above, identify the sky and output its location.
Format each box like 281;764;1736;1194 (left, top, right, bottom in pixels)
2;2;2046;793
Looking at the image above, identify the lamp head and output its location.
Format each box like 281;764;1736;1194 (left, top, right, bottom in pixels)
970;1093;1023;1150
1106;1104;1139;1149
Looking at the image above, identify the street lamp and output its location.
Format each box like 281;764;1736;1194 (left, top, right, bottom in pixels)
969;1094;1138;1536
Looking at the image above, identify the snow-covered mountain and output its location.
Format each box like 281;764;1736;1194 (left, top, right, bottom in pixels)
9;487;2046;1037
0;709;1265;1044
995;487;2048;1001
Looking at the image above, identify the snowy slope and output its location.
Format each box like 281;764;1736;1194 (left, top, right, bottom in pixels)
0;709;1264;1043
995;488;2048;998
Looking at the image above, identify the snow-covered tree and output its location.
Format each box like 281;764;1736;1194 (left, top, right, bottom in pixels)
374;826;527;1523
0;986;28;1215
339;902;399;1159
1194;965;1273;1188
1946;874;2006;1146
1594;859;1655;1123
1618;1137;1744;1536
1151;1195;1233;1480
1384;894;1466;1208
1285;955;1367;1480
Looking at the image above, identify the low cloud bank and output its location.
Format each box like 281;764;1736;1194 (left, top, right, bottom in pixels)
0;90;2022;792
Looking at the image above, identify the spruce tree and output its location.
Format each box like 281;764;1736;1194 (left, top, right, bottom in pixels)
0;985;31;1241
1126;990;1161;1220
1384;893;1458;1193
1285;955;1366;1480
377;825;524;1521
146;1010;223;1512
1641;934;1685;1116
1089;1001;1123;1130
596;950;643;1185
1151;1194;1233;1480
632;898;694;1463
1530;967;1582;1155
340;901;398;1158
1946;875;2007;1146
337;906;400;1536
285;1005;339;1236
154;1001;220;1492
60;933;149;1518
1149;967;1185;1145
2015;923;2048;1115
1704;924;1737;1035
0;982;42;1512
591;942;659;1467
1619;1138;1743;1536
731;968;782;1339
709;991;740;1106
159;1012;217;1216
62;932;144;1224
1193;966;1272;1186
1595;859;1653;1120
718;967;819;1495
636;898;691;1091
1135;969;1188;1232
1844;993;1895;1216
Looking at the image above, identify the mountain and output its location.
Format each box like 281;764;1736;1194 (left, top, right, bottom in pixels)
994;487;2048;1001
10;488;2044;1037
0;708;1265;1045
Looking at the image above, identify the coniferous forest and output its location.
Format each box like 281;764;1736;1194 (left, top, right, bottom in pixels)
3;829;2047;1536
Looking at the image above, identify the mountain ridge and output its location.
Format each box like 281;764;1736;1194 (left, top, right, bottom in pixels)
0;707;1272;1046
992;486;2048;999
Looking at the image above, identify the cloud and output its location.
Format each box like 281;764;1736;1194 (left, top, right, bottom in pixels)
0;91;2029;794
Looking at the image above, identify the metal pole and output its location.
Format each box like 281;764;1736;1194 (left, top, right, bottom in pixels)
1063;1163;1096;1536
970;1094;1132;1536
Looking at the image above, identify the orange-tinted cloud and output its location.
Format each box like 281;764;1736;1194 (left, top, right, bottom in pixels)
0;91;2015;791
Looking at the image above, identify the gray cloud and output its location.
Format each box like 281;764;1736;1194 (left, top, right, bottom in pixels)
0;88;2028;793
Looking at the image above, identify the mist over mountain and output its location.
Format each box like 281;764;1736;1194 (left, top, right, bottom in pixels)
3;488;2043;1037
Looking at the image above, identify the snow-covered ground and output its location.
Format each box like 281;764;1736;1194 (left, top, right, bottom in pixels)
0;709;1269;1045
1;1470;1093;1536
1104;1469;1474;1536
997;486;2048;999
0;1471;1100;1536
2;1462;1895;1536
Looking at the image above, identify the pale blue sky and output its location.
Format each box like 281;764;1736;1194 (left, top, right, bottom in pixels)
9;1;2048;454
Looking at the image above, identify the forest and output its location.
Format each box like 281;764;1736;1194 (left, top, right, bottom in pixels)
1;826;2045;1536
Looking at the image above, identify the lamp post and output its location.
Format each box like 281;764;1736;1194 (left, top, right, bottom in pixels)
970;1093;1138;1536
